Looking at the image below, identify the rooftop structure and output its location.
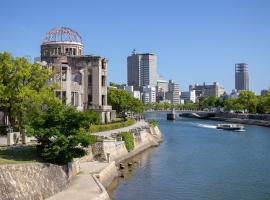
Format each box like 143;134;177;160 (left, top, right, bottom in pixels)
42;27;82;44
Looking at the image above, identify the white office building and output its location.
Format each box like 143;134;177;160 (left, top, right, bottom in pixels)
142;86;156;103
124;85;141;100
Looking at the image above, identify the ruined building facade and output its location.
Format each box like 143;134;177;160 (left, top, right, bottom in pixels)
40;27;115;123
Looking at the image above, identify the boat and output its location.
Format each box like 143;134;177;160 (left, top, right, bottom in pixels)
216;124;244;131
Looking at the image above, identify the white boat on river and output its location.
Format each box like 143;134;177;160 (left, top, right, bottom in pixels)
216;124;245;131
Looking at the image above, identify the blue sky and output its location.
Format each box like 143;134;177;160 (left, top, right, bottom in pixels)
0;0;269;94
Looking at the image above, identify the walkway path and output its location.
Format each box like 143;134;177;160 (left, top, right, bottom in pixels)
92;120;148;137
47;161;110;200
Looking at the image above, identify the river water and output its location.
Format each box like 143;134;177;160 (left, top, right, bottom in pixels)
109;112;270;200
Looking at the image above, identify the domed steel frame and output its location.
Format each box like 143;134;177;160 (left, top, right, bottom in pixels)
42;27;82;44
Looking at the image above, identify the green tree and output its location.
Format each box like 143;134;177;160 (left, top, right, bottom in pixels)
224;98;244;111
0;52;59;131
27;105;98;164
237;91;257;113
257;92;270;114
108;88;143;116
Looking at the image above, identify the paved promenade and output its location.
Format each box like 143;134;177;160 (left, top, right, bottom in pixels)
47;161;110;200
92;120;148;137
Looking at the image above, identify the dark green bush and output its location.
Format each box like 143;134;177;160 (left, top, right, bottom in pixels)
118;132;134;152
27;105;97;164
89;118;134;133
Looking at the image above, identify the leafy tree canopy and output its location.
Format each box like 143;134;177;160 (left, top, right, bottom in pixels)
108;88;143;115
0;52;59;130
27;104;99;164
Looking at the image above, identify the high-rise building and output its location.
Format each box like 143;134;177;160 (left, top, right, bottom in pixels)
166;80;180;104
127;50;157;89
235;63;249;91
40;27;115;123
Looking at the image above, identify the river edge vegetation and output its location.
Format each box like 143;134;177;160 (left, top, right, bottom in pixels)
89;118;134;133
0;52;143;165
117;132;134;152
144;90;270;114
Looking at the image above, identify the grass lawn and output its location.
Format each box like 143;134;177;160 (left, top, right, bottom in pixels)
89;118;135;133
0;145;42;165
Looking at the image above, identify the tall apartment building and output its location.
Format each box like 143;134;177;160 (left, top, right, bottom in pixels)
127;50;157;89
189;82;225;99
40;27;115;123
166;80;180;104
235;63;249;91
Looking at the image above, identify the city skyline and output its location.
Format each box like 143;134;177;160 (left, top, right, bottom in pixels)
0;0;270;93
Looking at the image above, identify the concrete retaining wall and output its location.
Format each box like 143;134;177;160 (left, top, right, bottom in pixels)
0;163;69;200
96;161;118;188
0;159;81;200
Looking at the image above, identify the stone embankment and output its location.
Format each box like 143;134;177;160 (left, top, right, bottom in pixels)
0;162;79;200
0;121;163;200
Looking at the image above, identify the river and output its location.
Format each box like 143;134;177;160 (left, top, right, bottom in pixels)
108;111;270;200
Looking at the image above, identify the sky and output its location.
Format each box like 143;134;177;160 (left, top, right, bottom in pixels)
0;0;269;94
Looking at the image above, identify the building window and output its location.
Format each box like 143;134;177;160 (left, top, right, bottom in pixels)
73;48;76;55
56;91;66;104
88;95;92;106
61;67;67;81
88;74;92;86
101;75;106;87
71;92;79;106
102;59;106;69
102;95;105;106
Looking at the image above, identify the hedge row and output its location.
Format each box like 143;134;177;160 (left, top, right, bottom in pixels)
89;118;135;133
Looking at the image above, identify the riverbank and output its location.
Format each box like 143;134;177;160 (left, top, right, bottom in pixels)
47;122;163;200
178;111;270;127
209;116;270;127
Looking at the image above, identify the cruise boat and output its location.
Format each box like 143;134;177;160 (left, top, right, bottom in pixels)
216;124;245;131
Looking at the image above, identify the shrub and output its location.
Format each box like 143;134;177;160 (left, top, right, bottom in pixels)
118;132;134;152
89;118;135;133
148;119;159;127
27;105;97;164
